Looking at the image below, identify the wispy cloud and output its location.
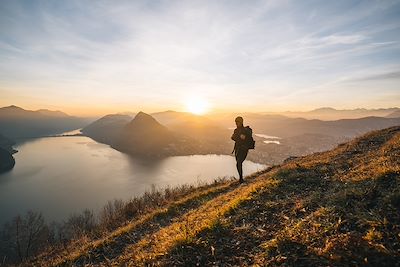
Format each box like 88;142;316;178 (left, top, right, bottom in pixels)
345;70;400;82
320;34;366;45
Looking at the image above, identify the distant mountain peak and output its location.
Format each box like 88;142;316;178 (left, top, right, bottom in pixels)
136;111;149;117
2;105;25;111
36;109;69;117
131;111;160;125
1;106;69;117
117;111;175;156
124;112;169;134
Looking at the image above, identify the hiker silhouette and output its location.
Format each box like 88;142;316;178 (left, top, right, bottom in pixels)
231;116;254;183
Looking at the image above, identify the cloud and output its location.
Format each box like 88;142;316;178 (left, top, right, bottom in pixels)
321;34;366;45
349;70;400;82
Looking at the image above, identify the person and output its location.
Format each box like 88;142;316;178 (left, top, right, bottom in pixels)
231;116;251;183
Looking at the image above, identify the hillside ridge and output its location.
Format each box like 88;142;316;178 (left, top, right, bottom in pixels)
32;126;400;266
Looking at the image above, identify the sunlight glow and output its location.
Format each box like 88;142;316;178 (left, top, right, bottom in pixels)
184;96;210;115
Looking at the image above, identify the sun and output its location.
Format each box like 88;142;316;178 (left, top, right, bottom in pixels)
184;96;210;115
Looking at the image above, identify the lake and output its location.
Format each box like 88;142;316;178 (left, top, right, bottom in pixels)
255;133;282;144
0;135;265;224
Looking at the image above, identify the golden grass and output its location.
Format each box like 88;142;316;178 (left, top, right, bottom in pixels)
114;176;279;265
37;181;236;266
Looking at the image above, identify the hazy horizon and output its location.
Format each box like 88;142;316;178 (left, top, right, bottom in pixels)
1;0;400;116
1;103;400;118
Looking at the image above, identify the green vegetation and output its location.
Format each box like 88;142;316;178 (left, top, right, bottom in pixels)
13;126;400;265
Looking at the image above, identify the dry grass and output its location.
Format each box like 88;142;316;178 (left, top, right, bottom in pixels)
31;171;270;266
30;126;400;266
116;176;278;265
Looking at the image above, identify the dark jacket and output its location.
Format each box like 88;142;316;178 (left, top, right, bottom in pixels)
231;126;251;152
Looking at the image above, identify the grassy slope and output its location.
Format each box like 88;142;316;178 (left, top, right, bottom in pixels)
34;126;400;266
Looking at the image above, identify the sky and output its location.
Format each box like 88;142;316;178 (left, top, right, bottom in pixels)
0;0;399;116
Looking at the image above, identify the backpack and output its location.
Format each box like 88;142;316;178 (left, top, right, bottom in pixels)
245;126;255;149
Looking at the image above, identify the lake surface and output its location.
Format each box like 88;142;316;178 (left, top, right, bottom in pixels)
0;136;265;224
254;134;281;139
255;133;281;144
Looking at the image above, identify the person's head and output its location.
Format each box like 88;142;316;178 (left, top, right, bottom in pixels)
235;116;243;127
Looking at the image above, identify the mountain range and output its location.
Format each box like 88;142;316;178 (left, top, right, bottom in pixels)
263;107;400;120
2;105;400;165
386;110;400;118
0;105;91;139
213;112;400;139
81;109;400;164
83;111;231;158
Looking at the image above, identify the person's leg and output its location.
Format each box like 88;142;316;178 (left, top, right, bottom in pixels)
236;149;248;182
235;151;242;181
236;159;243;181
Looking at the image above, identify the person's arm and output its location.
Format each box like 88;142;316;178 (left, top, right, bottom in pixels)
231;129;239;141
